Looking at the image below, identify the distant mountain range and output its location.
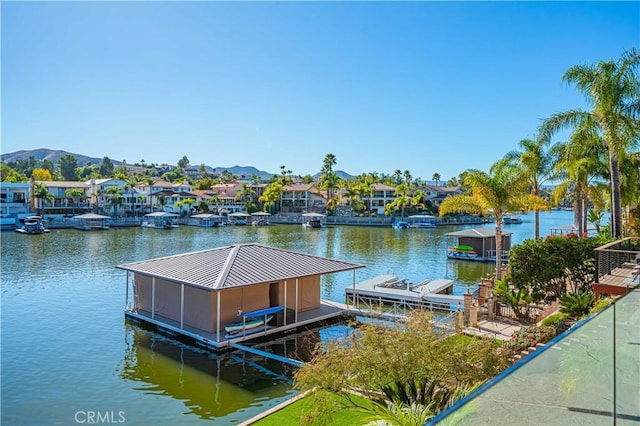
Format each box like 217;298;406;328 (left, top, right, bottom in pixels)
0;148;353;181
1;148;123;168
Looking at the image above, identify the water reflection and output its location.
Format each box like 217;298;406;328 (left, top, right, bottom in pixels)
120;324;294;420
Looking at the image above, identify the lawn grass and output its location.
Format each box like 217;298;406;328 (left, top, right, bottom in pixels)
253;392;373;426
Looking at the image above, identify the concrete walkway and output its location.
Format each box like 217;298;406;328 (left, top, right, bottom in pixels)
464;319;523;340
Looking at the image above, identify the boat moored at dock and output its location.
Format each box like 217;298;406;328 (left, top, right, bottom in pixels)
142;212;179;229
187;213;223;227
445;228;511;263
302;212;326;228
15;216;50;234
391;221;410;229
72;213;111;231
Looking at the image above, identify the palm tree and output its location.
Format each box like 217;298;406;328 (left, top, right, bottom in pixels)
358;176;375;214
259;182;283;214
552;129;608;237
105;186;124;217
403;170;412;185
320;155;338;203
156;194;168;212
65;188;85;216
393;169;403;185
33;182;54;216
432;173;441;187
209;193;221;213
439;162;550;279
539;48;640;238
502;138;562;239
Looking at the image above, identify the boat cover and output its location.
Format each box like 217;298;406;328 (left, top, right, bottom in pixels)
242;306;284;318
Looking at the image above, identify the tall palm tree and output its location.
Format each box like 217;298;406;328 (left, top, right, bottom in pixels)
105;186;124;217
33;182;54;216
65;187;85;216
432;173;441;187
539;48;640;238
439;162;550;279
156;194;168;212
403;170;412;185
320;154;338;203
393;169;403;185
502;138;562;239
552;127;608;237
259;182;283;214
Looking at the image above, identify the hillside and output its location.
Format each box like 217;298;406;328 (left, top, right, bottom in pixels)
0;149;287;181
1;148;121;167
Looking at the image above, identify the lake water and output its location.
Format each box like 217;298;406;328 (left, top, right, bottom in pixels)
0;210;575;424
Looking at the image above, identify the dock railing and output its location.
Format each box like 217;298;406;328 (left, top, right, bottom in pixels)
347;292;454;319
594;237;640;282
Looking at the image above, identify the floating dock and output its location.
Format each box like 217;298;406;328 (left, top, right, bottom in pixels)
345;275;464;314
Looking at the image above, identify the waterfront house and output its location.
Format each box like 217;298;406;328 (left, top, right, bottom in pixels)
37;180;91;215
209;183;245;213
117;243;365;349
369;183;398;215
0;182;31;228
418;184;463;207
280;183;326;213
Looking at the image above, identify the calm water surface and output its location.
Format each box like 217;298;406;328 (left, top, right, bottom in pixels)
1;210;574;424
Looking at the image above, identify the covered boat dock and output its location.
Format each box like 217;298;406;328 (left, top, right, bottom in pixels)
117;243;365;352
445;228;511;262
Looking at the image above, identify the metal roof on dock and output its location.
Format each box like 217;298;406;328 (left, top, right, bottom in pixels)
445;228;512;238
117;243;365;291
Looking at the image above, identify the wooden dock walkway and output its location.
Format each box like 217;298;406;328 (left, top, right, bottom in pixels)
345;275;464;313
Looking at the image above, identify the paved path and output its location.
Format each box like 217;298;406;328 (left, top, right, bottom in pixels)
464;319;523;340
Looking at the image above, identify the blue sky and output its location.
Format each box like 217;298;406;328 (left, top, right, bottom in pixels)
2;1;638;181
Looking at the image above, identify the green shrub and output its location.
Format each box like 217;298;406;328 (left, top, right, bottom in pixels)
503;325;556;353
589;297;613;314
541;312;568;328
559;292;595;319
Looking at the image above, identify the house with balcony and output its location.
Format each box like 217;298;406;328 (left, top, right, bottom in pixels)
207;183;242;213
36;180;91;216
368;183;397;215
85;178;130;216
280;183;326;213
418;184;463;207
147;179;197;215
0;182;31;228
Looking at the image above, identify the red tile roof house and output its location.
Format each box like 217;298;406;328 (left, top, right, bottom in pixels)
117;243;364;351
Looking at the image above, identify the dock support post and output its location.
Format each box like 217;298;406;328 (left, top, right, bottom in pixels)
284;280;288;326
216;291;221;343
180;284;184;329
125;271;129;309
151;278;156;319
295;279;299;323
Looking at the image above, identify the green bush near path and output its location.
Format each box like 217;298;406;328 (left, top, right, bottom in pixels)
253;335;502;426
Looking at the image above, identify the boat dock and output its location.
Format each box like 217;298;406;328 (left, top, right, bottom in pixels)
345;275;464;314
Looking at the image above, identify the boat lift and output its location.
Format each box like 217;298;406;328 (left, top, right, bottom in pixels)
227;306;305;368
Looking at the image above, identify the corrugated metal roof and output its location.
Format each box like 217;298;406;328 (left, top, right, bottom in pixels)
116;243;365;291
445;228;513;238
